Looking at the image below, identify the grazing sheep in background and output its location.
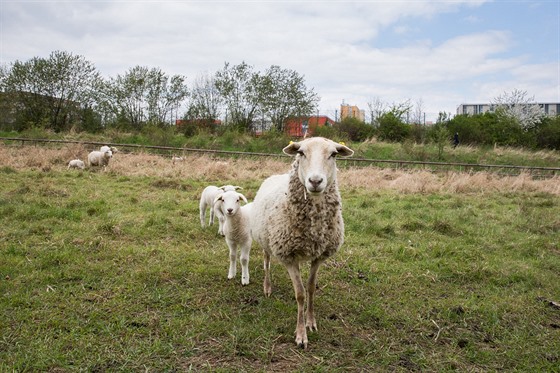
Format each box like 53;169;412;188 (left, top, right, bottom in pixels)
214;190;252;285
87;149;113;167
100;145;118;154
172;156;184;164
67;159;85;170
199;185;242;232
250;137;354;349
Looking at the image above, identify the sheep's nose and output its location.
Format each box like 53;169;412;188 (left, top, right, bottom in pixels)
308;177;323;189
227;208;233;213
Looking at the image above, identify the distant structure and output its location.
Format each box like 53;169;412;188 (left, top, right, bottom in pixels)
285;116;335;138
457;102;560;116
340;102;365;122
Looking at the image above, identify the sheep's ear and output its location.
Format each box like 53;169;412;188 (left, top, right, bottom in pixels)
283;141;301;156
335;143;354;157
234;186;243;190
213;195;223;204
239;193;248;204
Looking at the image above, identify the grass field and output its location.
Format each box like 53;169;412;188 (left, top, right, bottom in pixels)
1;144;559;372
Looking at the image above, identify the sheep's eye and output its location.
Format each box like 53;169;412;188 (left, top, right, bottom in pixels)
330;151;338;158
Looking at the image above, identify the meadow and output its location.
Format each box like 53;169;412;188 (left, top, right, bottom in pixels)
1;143;559;372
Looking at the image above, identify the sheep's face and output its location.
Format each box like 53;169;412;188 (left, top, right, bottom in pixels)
215;191;248;216
283;137;354;195
104;150;113;159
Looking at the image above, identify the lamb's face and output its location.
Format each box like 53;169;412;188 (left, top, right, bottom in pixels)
283;137;354;195
104;150;113;159
216;191;248;216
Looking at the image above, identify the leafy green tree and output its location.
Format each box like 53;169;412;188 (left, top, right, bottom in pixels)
259;65;319;131
534;115;560;150
185;73;222;123
1;50;101;132
377;112;410;142
335;117;374;142
102;66;188;130
214;62;260;131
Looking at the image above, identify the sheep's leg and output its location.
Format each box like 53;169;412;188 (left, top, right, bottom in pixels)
226;239;237;279
240;243;250;286
199;204;206;227
306;259;322;332
263;250;272;296
209;205;215;226
286;262;308;349
217;215;225;236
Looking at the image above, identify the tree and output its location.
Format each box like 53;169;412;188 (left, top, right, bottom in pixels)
491;89;544;131
214;62;260;131
102;66;188;130
366;96;385;127
1;50;101;132
259;65;319;132
377;111;410;142
185;72;222;122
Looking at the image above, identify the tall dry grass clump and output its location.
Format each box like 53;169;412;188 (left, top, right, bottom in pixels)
1;144;559;195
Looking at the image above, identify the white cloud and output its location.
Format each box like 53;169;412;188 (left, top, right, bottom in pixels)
1;0;557;122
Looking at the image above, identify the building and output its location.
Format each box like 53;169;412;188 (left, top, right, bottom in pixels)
340;103;365;122
285;116;335;137
457;103;560;116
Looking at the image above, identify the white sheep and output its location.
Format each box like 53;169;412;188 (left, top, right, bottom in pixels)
199;185;242;232
87;149;113;167
100;145;118;154
250;137;354;349
67;159;85;170
171;156;184;164
214;190;252;285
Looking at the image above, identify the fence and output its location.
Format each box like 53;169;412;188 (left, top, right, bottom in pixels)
1;137;559;178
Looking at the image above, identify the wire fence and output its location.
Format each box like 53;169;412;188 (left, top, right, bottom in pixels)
1;136;559;179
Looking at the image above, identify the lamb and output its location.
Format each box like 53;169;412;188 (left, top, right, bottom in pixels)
199;185;242;233
214;190;252;285
250;137;354;349
67;159;85;170
87;149;113;167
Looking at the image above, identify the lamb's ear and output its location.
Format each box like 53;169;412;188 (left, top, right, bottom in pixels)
283;141;301;156
335;143;354;157
234;186;243;191
213;195;223;205
239;193;248;204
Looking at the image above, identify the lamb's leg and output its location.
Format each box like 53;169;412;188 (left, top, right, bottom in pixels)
286;262;307;349
263;250;272;296
199;203;206;227
226;239;237;279
306;259;322;331
217;215;225;236
240;242;251;285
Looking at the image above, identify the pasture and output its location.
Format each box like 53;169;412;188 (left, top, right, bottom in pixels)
1;144;559;372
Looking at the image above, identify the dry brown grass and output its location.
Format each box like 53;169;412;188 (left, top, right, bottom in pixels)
1;143;559;195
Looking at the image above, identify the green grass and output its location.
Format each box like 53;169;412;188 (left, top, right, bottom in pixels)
1;169;559;371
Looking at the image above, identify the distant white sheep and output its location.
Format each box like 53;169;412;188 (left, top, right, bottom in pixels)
100;145;118;154
172;156;184;164
199;185;242;234
214;190;252;285
67;159;85;170
250;137;354;349
87;149;113;167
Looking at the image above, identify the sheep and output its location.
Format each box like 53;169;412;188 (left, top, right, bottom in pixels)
100;145;118;154
199;185;242;232
67;159;85;170
172;156;184;164
214;190;252;285
250;137;354;349
87;149;113;167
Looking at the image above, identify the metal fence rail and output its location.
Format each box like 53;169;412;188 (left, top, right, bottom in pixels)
1;136;559;178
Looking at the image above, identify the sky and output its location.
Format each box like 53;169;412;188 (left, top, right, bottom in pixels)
1;0;559;122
